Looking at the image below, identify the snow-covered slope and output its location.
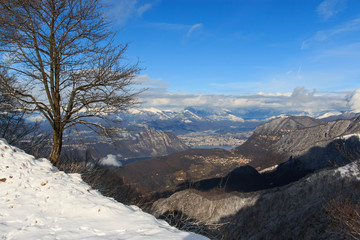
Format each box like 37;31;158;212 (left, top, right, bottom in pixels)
0;139;207;240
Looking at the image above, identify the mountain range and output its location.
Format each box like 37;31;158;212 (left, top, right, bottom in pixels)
118;107;266;134
92;114;360;200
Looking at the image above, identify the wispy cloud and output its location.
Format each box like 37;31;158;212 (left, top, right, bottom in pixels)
315;18;360;41
104;0;154;25
302;18;360;49
145;22;189;31
317;0;347;20
135;74;169;88
186;23;203;37
145;22;203;38
137;3;152;16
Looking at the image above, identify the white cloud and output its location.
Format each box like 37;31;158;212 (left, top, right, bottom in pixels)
317;0;346;20
136;76;353;116
186;23;203;37
100;154;122;167
291;87;316;102
347;89;360;113
258;92;291;97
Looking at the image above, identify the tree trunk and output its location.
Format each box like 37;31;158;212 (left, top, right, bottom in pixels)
49;129;62;166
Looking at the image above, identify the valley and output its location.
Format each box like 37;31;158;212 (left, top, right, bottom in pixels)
177;131;250;150
22;108;360;239
73;111;360;239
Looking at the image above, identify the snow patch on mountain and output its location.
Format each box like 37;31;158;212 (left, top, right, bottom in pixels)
336;133;360;141
317;111;343;119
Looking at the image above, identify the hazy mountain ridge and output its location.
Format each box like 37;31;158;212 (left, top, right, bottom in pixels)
62;128;190;165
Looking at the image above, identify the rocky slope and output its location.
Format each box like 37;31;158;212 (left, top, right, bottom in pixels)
92;128;189;162
234;115;360;170
150;162;360;239
63;128;189;165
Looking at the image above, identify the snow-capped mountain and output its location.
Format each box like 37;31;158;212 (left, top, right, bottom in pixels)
0;139;207;240
318;111;360;121
125;107;245;123
119;107;259;135
119;107;360;135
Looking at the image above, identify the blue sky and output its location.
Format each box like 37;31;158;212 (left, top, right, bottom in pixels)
103;0;360;114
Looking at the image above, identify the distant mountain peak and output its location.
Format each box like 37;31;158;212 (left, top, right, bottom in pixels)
254;115;324;134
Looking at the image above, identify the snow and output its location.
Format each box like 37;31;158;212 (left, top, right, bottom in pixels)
183;110;202;120
336;133;360;141
337;160;360;180
316;111;343;119
0;139;208;240
208;114;245;122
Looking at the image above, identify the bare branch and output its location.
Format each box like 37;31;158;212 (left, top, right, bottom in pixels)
0;0;141;165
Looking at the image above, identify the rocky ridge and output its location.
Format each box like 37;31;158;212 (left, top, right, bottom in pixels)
234;115;360;170
150;162;360;239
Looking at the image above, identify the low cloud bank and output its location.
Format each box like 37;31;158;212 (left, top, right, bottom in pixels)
139;85;355;117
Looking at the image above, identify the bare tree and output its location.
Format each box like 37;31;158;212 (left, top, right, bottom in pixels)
0;0;140;165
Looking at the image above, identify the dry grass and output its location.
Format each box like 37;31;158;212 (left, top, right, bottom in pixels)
324;161;360;240
325;197;360;240
158;210;225;240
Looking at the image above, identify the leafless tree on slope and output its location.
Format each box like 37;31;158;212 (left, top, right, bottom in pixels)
0;0;140;165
